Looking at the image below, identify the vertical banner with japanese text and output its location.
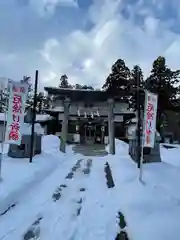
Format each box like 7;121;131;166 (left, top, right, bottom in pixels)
5;81;28;145
143;91;158;148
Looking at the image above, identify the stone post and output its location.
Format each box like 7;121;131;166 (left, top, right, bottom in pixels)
60;98;70;153
108;98;115;155
75;124;80;143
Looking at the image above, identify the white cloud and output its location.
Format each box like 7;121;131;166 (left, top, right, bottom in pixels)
0;53;16;64
40;38;60;63
42;70;57;82
38;0;180;88
164;38;180;70
29;0;78;17
83;59;93;69
143;16;159;35
1;0;180;90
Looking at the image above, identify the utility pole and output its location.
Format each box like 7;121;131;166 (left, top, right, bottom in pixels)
29;70;38;163
136;70;141;169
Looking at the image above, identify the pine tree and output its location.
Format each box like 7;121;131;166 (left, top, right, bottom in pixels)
82;85;94;90
0;87;8;112
102;59;131;98
59;75;72;88
43;94;51;110
74;84;83;89
20;76;34;110
21;76;32;93
74;84;94;90
145;56;180;103
129;65;144;110
145;56;180;141
36;92;44;113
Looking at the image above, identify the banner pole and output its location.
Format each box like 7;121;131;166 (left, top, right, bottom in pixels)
139;137;144;182
0;80;9;181
139;91;147;182
29;70;39;163
136;70;141;169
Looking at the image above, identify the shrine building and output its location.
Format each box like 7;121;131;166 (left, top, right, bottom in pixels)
44;87;135;148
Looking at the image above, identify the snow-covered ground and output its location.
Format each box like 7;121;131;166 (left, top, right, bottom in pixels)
0;135;68;215
0;136;180;239
160;143;180;167
108;142;180;240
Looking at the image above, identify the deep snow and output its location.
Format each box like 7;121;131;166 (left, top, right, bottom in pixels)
0;135;68;215
107;141;180;240
1;136;180;239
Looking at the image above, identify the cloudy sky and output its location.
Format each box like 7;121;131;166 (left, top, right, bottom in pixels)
0;0;180;89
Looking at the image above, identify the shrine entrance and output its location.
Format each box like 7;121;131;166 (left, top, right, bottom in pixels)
82;121;105;145
84;124;95;144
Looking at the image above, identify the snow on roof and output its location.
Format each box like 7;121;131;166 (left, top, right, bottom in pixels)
0;113;51;122
21;123;44;135
48;106;64;112
35;114;52;121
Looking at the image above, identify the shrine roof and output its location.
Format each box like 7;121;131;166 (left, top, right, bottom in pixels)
44;87;127;102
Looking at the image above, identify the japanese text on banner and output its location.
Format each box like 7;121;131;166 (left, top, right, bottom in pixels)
5;81;28;145
143;91;158;148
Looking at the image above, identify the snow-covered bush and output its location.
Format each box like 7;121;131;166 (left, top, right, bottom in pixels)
42;135;60;153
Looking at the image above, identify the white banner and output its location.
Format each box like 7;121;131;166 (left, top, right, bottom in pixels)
143;91;158;148
5;81;28;145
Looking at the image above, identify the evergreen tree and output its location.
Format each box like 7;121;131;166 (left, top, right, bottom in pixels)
145;56;180;141
20;76;34;110
102;59;131;98
129;65;144;110
75;84;94;90
43;94;51;110
0;82;8;112
59;75;72;88
21;76;47;114
83;85;94;90
21;76;32;93
36;92;44;113
74;84;83;89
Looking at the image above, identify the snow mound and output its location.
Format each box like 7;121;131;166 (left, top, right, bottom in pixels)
42;135;60;154
115;139;129;155
42;135;74;156
0;143;9;154
160;144;180;167
106;138;129;156
21;123;44;135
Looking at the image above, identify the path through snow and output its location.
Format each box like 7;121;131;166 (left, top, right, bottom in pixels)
2;139;180;240
0;154;119;240
0;154;78;240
